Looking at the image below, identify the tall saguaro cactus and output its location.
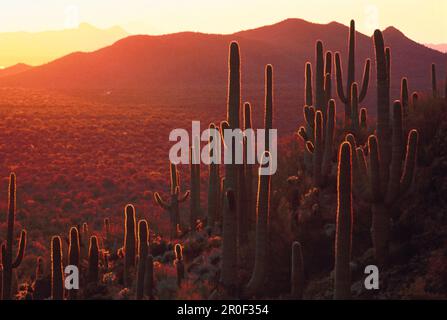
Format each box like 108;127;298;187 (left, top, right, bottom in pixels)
246;151;272;297
219;41;241;293
335;20;371;130
68;227;80;300
190;136;201;231
154;163;190;238
88;236;99;285
51;236;64;300
334;142;353;300
374;29;392;189
136;219;149;300
1;173;27;300
124;204;136;283
207;123;220;230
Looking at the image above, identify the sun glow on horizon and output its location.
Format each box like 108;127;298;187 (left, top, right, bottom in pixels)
0;0;445;67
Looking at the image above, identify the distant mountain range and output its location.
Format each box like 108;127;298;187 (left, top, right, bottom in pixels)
0;19;444;124
425;43;447;53
0;23;128;67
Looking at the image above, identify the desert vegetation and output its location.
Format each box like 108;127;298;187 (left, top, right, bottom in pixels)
0;20;447;300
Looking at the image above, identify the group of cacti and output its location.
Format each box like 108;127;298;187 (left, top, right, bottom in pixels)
1;19;443;301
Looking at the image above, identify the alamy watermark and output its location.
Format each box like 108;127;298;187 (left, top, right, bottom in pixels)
168;121;277;175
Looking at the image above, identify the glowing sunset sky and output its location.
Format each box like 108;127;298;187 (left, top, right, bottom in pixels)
0;0;445;43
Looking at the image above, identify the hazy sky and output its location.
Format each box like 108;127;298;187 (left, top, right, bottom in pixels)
0;0;445;43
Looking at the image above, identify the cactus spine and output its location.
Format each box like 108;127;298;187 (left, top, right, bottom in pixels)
136;219;149;300
291;241;304;299
1;173;27;300
154;163;190;238
335;20;371;130
334;142;353;300
51;236;64;300
124;204;136;284
246;151;272;296
174;244;184;288
68;227;80;299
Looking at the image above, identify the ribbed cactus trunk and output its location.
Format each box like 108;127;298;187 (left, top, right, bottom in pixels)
190;136;201;231
220;41;240;292
1;173;26;300
291;241;304;299
124;204;136;285
313;111;324;186
207;123;220;230
51;236;64;300
68;227;80;300
88;236;99;285
243;103;255;235
374;30;391;190
334;142;353;300
136;220;149;300
174;244;185;288
400;77;409;122
246;152;271;297
335;20;370;131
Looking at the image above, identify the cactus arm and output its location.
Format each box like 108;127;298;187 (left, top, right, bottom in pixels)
291;241;304;299
297;126;308;142
324;73;332;105
11;230;26;268
178;190;190;203
313;111;323;186
306;141;315;154
325;51;332;75
335;52;348;104
154;192;170;210
399;130;418;195
350;83;359;132
305;62;313;106
304;106;315;129
358;59;371;102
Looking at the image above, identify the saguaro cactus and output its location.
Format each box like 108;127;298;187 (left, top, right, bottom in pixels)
207;123;220;230
291;241;304;299
88;236;99;285
374;29;392;189
400;77;409;121
136;219;149;300
154;163;190;238
51;236;64;300
124;204;136;283
174;244;185;288
334;142;353;300
335;20;371;129
298;100;336;186
304;42;332;114
144;255;154;299
219;41;241;292
246;151;272;297
190;136;202;231
1;173;27;300
68;227;80;299
242;103;255;235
